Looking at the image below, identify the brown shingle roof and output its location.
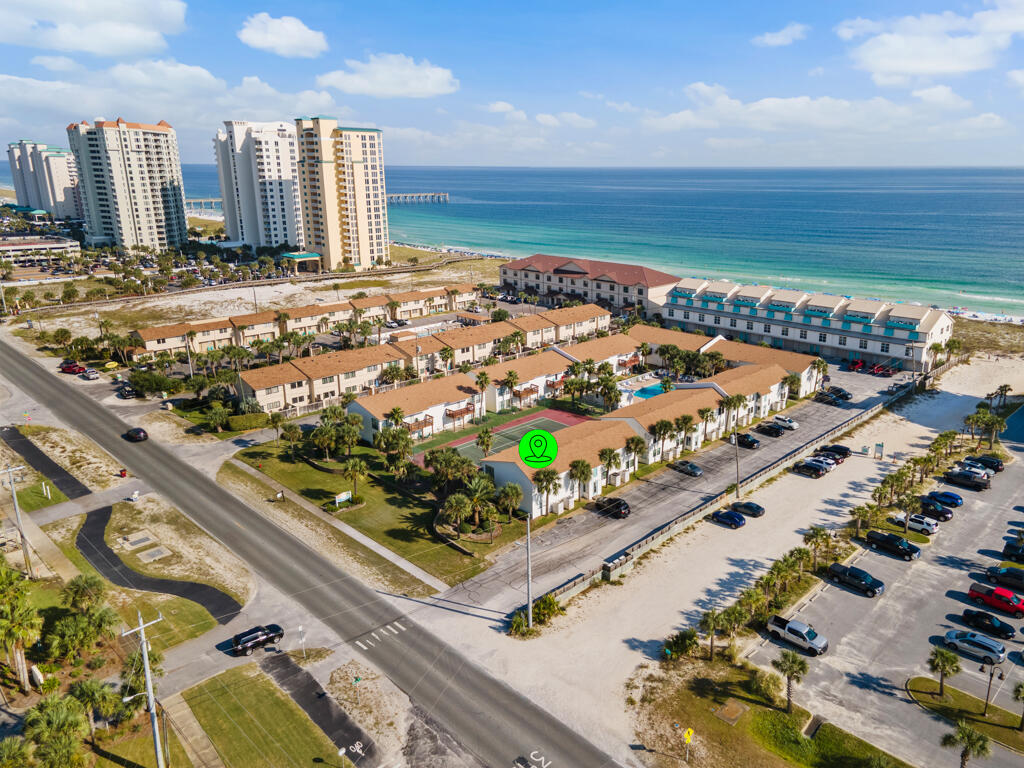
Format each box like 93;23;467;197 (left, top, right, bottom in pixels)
132;323;193;342
540;303;611;326
844;299;890;316
230;311;278;328
706;364;790;396
504;254;679;288
386;288;445;303
446;283;476;294
291;345;405;378
766;289;809;306
389;336;449;358
355;374;479;419
240;362;307;391
562;334;638;362
507;314;556;333
188;319;233;333
433;321;515;350
350;295;390;310
483;418;637;475
626;325;708;353
704;339;817;374
603;386;723;427
476;350;570;384
804;294;847;311
283;302;353;320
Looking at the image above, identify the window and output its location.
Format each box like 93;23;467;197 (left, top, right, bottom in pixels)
697;313;705;322
799;329;808;340
264;386;280;394
266;401;281;411
859;338;868;350
746;321;754;330
905;346;913;357
818;333;827;343
683;311;690;320
289;381;303;389
713;316;721;325
781;327;789;337
344;371;356;380
668;308;675;318
321;376;335;384
763;324;771;333
838;336;847;347
729;318;737;328
880;342;890;353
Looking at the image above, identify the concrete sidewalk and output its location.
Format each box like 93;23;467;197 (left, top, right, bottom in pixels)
162;692;226;768
10;502;79;582
228;458;447;593
29;478;150;525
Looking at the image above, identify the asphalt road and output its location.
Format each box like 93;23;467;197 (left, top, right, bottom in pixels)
747;409;1024;768
0;338;620;768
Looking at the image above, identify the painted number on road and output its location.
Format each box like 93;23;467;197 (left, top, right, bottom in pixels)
529;751;552;768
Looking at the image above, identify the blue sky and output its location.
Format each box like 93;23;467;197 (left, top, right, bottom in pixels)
2;0;1024;165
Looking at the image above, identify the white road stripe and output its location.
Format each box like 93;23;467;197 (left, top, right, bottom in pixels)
355;641;367;650
372;632;380;641
394;620;406;631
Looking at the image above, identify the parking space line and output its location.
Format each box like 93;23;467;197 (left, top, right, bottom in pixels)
394;620;406;631
355;640;367;650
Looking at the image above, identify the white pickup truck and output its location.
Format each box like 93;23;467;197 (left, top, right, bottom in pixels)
767;614;829;655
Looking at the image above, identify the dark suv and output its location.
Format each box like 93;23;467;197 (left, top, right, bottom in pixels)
918;496;953;521
944;470;989;490
231;624;284;656
865;530;921;561
987;566;1024;590
968;455;1004;472
819;445;852;459
1004;541;1024;564
756;423;785;438
827;563;885;597
735;433;760;449
595;497;631;518
731;501;765;517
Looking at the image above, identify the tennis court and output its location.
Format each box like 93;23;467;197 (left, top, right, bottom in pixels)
453;415;575;463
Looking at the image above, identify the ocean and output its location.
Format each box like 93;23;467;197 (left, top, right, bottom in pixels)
3;161;1022;315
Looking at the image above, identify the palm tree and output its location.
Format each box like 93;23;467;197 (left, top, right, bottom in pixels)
638;341;651;369
598;447;620;486
0;737;32;768
624;435;647;472
898;495;923;535
698;407;715;440
1014;680;1024;732
310;424;336;459
849;505;874;539
983;413;1006;449
674;414;695;451
496;483;523;523
476;427;494;457
802;526;831;571
772;650;808;714
439;346;455;371
342;458;368;497
69;679;117;739
475;371;491;399
34;732;86;768
811;357;829;388
941;720;991;768
648;419;674;459
700;608;724;661
532;468;559;516
930;342;946;366
928;647;961;700
281;422;302;458
60;574;106;614
24;695;87;747
502;370;521;406
720;604;747;638
0;595;42;692
660;377;674;394
441;493;471;537
996;383;1012;407
269;411;285;445
465;475;496;528
569;460;593;501
386;406;405;427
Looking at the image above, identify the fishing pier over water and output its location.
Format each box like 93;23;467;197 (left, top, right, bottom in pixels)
385;192;449;204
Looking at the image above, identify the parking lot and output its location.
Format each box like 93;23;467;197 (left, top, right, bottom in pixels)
747;425;1024;768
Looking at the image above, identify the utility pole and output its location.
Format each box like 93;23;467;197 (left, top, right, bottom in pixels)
122;611;166;768
3;464;34;578
526;511;533;629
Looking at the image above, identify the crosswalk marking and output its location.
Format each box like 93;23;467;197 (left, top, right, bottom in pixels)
355;641;367;650
393;620;406;631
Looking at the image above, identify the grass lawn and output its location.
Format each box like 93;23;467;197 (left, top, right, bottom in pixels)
14;474;69;512
184;665;353;768
389;244;448;265
92;728;192;768
874;519;932;545
412;404;548;454
908;676;1024;752
171;406;246;441
237;442;553;585
953;317;1024;354
639;659;914;768
187;216;224;237
43;517;217;652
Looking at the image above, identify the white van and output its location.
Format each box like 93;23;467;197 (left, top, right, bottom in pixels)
774;414;799;430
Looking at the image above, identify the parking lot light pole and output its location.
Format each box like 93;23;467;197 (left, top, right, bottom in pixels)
980;662;1005;717
3;464;34;579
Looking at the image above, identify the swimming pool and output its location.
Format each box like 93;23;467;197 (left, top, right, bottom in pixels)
635;383;666;399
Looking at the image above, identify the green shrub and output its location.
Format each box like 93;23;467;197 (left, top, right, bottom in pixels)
351;494;364;505
663;628;699;660
532;593;564;625
39;677;59;694
87;655;106;670
750;669;782;706
226;413;269;431
459;521;473;534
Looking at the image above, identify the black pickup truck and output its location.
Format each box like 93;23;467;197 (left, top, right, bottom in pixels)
865;531;921;561
827;563;885;597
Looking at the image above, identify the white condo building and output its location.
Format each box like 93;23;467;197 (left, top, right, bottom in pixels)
213;121;303;249
67;118;187;249
295;117;389;271
6;140;82;220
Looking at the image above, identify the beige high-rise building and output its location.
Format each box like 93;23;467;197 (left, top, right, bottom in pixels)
294;117;389;271
67;118;187;249
7;140;82;220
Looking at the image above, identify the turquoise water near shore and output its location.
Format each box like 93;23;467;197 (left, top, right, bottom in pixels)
4;162;1022;315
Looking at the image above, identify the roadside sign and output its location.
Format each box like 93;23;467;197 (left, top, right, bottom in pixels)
683;728;693;744
336;490;352;505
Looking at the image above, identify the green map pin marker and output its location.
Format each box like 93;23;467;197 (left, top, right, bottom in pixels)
519;429;557;468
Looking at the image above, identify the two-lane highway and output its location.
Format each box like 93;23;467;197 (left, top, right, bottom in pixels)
0;339;620;768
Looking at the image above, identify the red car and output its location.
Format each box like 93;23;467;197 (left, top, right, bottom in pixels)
59;363;86;374
868;363;885;374
969;583;1024;619
849;359;865;371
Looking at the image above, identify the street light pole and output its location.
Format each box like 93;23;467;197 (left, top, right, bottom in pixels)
123;611;166;768
980;662;1004;717
3;464;34;578
526;511;533;629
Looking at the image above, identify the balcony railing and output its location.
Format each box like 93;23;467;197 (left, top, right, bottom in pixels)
445;403;475;420
513;384;539;398
546;378;565;391
405;414;434;432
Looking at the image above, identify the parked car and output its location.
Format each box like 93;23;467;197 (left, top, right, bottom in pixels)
731;501;765;517
987;566;1024;591
231;624;284;656
865;530;921;561
803;458;836;475
827;563;885;597
814;392;841;405
928;490;963;507
594;497;631;519
1004;541;1024;564
968;455;1004;472
711;509;746;529
814;450;844;464
59;362;86;374
944;469;990;490
819;445;852;459
828;386;853;400
918;497;953;521
118;386;137;399
124;428;148;442
890;512;939;536
943;630;1006;664
733;433;760;449
773;415;799;430
669;460;703;477
849;360;865;371
793;461;825;478
961;609;1017;641
968;583;1024;619
767;614;828;655
756;422;785;438
958;459;995;477
83;369;100;380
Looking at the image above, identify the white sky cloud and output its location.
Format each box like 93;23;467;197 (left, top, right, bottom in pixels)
1007;68;1024;91
912;84;972;109
705;137;765;150
0;0;186;56
535;113;560;127
752;22;810;47
606;100;639;113
30;55;80;71
557;112;595;128
317;53;458;98
236;13;328;59
487;101;525;121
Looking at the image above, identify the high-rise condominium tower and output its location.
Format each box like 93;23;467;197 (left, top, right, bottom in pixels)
214;121;303;249
294;117;389;271
67;118;187;249
7;140;82;220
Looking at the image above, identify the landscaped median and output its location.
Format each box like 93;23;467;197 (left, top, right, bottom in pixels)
908;676;1024;753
